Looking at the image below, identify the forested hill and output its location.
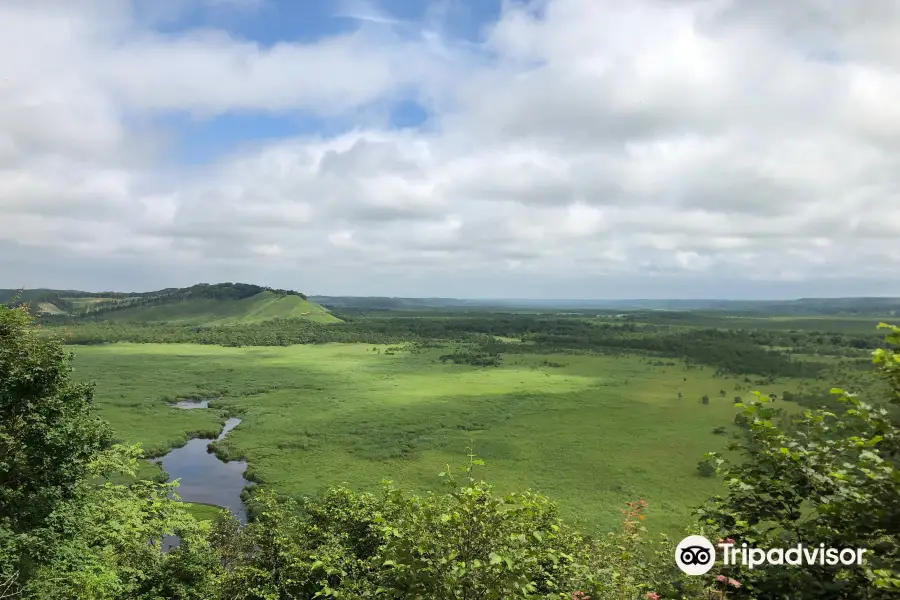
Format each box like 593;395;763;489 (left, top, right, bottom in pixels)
0;283;341;325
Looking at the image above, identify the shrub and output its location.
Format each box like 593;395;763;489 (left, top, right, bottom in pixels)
696;461;717;478
696;323;900;597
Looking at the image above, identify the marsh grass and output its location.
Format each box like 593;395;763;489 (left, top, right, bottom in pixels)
74;343;811;533
180;501;228;522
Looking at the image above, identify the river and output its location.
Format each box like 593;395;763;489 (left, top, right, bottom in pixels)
158;401;251;550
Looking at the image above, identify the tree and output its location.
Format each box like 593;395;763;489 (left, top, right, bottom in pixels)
696;461;716;477
0;305;220;597
0;305;112;584
24;446;221;599
697;323;900;598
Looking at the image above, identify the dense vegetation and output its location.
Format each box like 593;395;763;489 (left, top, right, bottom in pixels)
50;312;882;378
2;303;900;598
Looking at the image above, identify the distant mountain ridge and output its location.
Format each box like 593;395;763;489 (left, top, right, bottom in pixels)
311;295;900;316
4;285;899;319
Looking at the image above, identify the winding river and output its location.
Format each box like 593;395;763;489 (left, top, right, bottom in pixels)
158;400;251;523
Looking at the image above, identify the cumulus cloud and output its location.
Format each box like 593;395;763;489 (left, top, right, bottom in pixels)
1;0;899;297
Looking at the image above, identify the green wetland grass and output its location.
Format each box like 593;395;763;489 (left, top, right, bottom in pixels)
180;502;228;522
73;343;809;534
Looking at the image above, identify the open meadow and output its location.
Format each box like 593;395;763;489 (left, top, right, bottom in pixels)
73;340;815;534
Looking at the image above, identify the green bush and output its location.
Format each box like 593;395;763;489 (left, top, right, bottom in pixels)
696;323;900;597
696;461;717;478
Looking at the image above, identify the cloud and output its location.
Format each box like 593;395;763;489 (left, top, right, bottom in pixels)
1;0;900;296
334;0;407;26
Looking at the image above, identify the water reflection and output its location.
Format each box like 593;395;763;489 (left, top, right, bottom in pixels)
170;399;211;409
158;417;250;523
161;414;255;552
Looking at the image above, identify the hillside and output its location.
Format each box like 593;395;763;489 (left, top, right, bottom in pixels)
93;291;340;325
1;283;341;325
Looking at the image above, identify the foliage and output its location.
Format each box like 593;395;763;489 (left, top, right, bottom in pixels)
211;455;725;600
438;345;503;367
0;305;113;586
580;499;661;599
23;445;220;599
210;455;583;599
696;461;716;478
695;323;900;598
0;305;218;598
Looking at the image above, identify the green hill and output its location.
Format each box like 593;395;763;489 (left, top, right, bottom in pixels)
95;291;340;325
1;283;341;325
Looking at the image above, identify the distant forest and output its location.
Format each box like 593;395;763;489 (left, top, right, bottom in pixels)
46;314;885;380
312;295;900;316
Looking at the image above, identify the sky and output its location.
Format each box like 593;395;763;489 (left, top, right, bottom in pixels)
2;0;900;299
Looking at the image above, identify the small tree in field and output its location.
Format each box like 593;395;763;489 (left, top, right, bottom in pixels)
696;461;716;478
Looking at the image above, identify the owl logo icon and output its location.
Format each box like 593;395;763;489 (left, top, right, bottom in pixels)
675;535;716;575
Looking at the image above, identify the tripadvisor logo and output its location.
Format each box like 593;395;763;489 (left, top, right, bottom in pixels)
675;535;869;575
676;535;717;575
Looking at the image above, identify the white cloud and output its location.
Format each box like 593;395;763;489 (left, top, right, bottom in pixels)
1;0;900;296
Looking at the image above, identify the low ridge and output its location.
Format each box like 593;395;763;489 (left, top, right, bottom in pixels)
0;283;341;325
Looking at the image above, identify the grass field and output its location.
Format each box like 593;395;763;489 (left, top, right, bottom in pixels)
72;342;813;534
81;292;341;325
181;502;229;522
37;302;66;314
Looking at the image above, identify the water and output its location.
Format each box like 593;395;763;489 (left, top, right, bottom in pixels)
170;399;211;409
158;411;252;551
158;417;250;522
